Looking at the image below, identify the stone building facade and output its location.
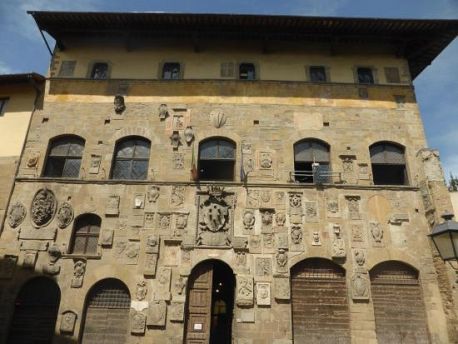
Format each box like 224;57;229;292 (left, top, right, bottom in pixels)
0;12;457;344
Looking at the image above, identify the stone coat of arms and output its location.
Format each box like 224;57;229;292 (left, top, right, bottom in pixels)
31;188;57;227
196;186;234;247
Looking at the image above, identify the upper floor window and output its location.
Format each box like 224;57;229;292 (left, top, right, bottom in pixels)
309;66;327;82
70;214;101;255
357;67;374;84
111;136;150;180
199;138;236;181
384;67;401;84
239;63;256;80
90;62;109;79
370;142;407;185
58;60;76;77
162;63;181;80
43;136;85;178
294;139;330;183
0;98;8;116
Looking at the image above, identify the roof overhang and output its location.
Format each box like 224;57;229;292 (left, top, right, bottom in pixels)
0;73;45;85
28;11;458;79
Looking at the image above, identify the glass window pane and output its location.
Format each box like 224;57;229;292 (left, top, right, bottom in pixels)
68;142;84;157
131;160;148;180
89;224;101;234
116;141;134;158
76;225;90;234
112;160;131;179
50;141;70;156
133;140;150;158
200;141;218;159
86;237;99;254
73;236;86;254
44;157;65;177
218;141;235;159
358;68;374;84
310;66;326;82
311;142;330;162
91;63;108;79
62;158;81;178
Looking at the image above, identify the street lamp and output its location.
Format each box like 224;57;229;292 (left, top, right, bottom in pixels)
429;212;458;268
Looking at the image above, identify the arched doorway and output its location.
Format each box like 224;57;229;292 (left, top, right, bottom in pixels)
7;277;61;343
184;260;235;344
370;261;430;343
80;278;131;343
291;258;350;343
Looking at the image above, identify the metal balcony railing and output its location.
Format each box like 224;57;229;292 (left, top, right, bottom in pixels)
290;166;342;184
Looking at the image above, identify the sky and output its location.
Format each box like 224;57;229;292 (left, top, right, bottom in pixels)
0;0;457;180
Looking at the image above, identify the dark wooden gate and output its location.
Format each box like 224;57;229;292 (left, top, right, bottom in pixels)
184;263;213;344
7;277;61;344
370;261;431;344
81;278;131;344
291;258;350;343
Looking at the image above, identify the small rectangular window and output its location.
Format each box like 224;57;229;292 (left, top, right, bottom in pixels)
357;67;374;84
58;61;76;77
0;98;8;116
90;62;109;79
239;63;256;80
220;62;235;78
162;63;181;80
384;67;401;83
309;66;327;82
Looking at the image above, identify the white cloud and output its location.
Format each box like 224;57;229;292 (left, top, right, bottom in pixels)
286;0;349;16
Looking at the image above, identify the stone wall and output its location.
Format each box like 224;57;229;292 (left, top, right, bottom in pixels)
0;79;452;343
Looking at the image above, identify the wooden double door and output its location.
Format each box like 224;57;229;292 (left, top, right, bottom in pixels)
184;261;234;344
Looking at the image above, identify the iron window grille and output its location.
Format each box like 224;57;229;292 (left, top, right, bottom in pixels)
43;136;85;178
111;137;151;180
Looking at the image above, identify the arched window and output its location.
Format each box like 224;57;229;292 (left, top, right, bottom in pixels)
8;277;60;343
81;279;130;343
294;139;330;183
198;138;236;181
70;214;101;255
370;142;407;185
291;258;350;343
43;135;85;178
370;261;430;343
111;136;150;180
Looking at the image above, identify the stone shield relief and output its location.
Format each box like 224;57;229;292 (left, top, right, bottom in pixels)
30;188;57;227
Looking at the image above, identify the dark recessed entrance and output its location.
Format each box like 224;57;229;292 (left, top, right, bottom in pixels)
184;260;235;344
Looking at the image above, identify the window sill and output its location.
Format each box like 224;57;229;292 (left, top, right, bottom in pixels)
61;254;101;260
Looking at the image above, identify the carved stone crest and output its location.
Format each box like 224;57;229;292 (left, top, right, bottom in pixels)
131;311;146;334
243;210;255;231
184;126;194;144
259;152;273;169
331;225;346;258
71;259;86;288
210;109;227;128
196;186;234;247
274;277;290;300
8;202;26;228
370;221;383;244
60;310;77;334
291;225;303;245
312;231;321;246
169;302;185;322
352;272;370;300
147;186;160;203
256;283;271;306
158;104;169;120
260;208;274;233
147;300;167;326
354;249;366;266
275;249;288;273
171;186;185;207
114;95;126;114
56;202;74;229
170;131;181;149
255;258;272;277
136;280;148;301
346;195;361;220
275;212;286;227
236;275;254;306
31;189;57;227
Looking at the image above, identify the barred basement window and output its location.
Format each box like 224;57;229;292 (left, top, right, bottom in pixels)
198;138;236;181
294;139;330;183
239;63;256;80
309;66;327;82
162;62;181;80
370;141;407;185
43;135;85;178
357;67;374;84
90;62;109;79
111;136;151;180
70;214;101;255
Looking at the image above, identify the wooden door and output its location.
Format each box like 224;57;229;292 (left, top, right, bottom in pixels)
185;262;213;344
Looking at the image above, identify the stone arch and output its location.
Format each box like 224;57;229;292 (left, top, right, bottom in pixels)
369;260;430;343
80;278;131;343
7;276;61;343
290;257;350;344
110;127;154;145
